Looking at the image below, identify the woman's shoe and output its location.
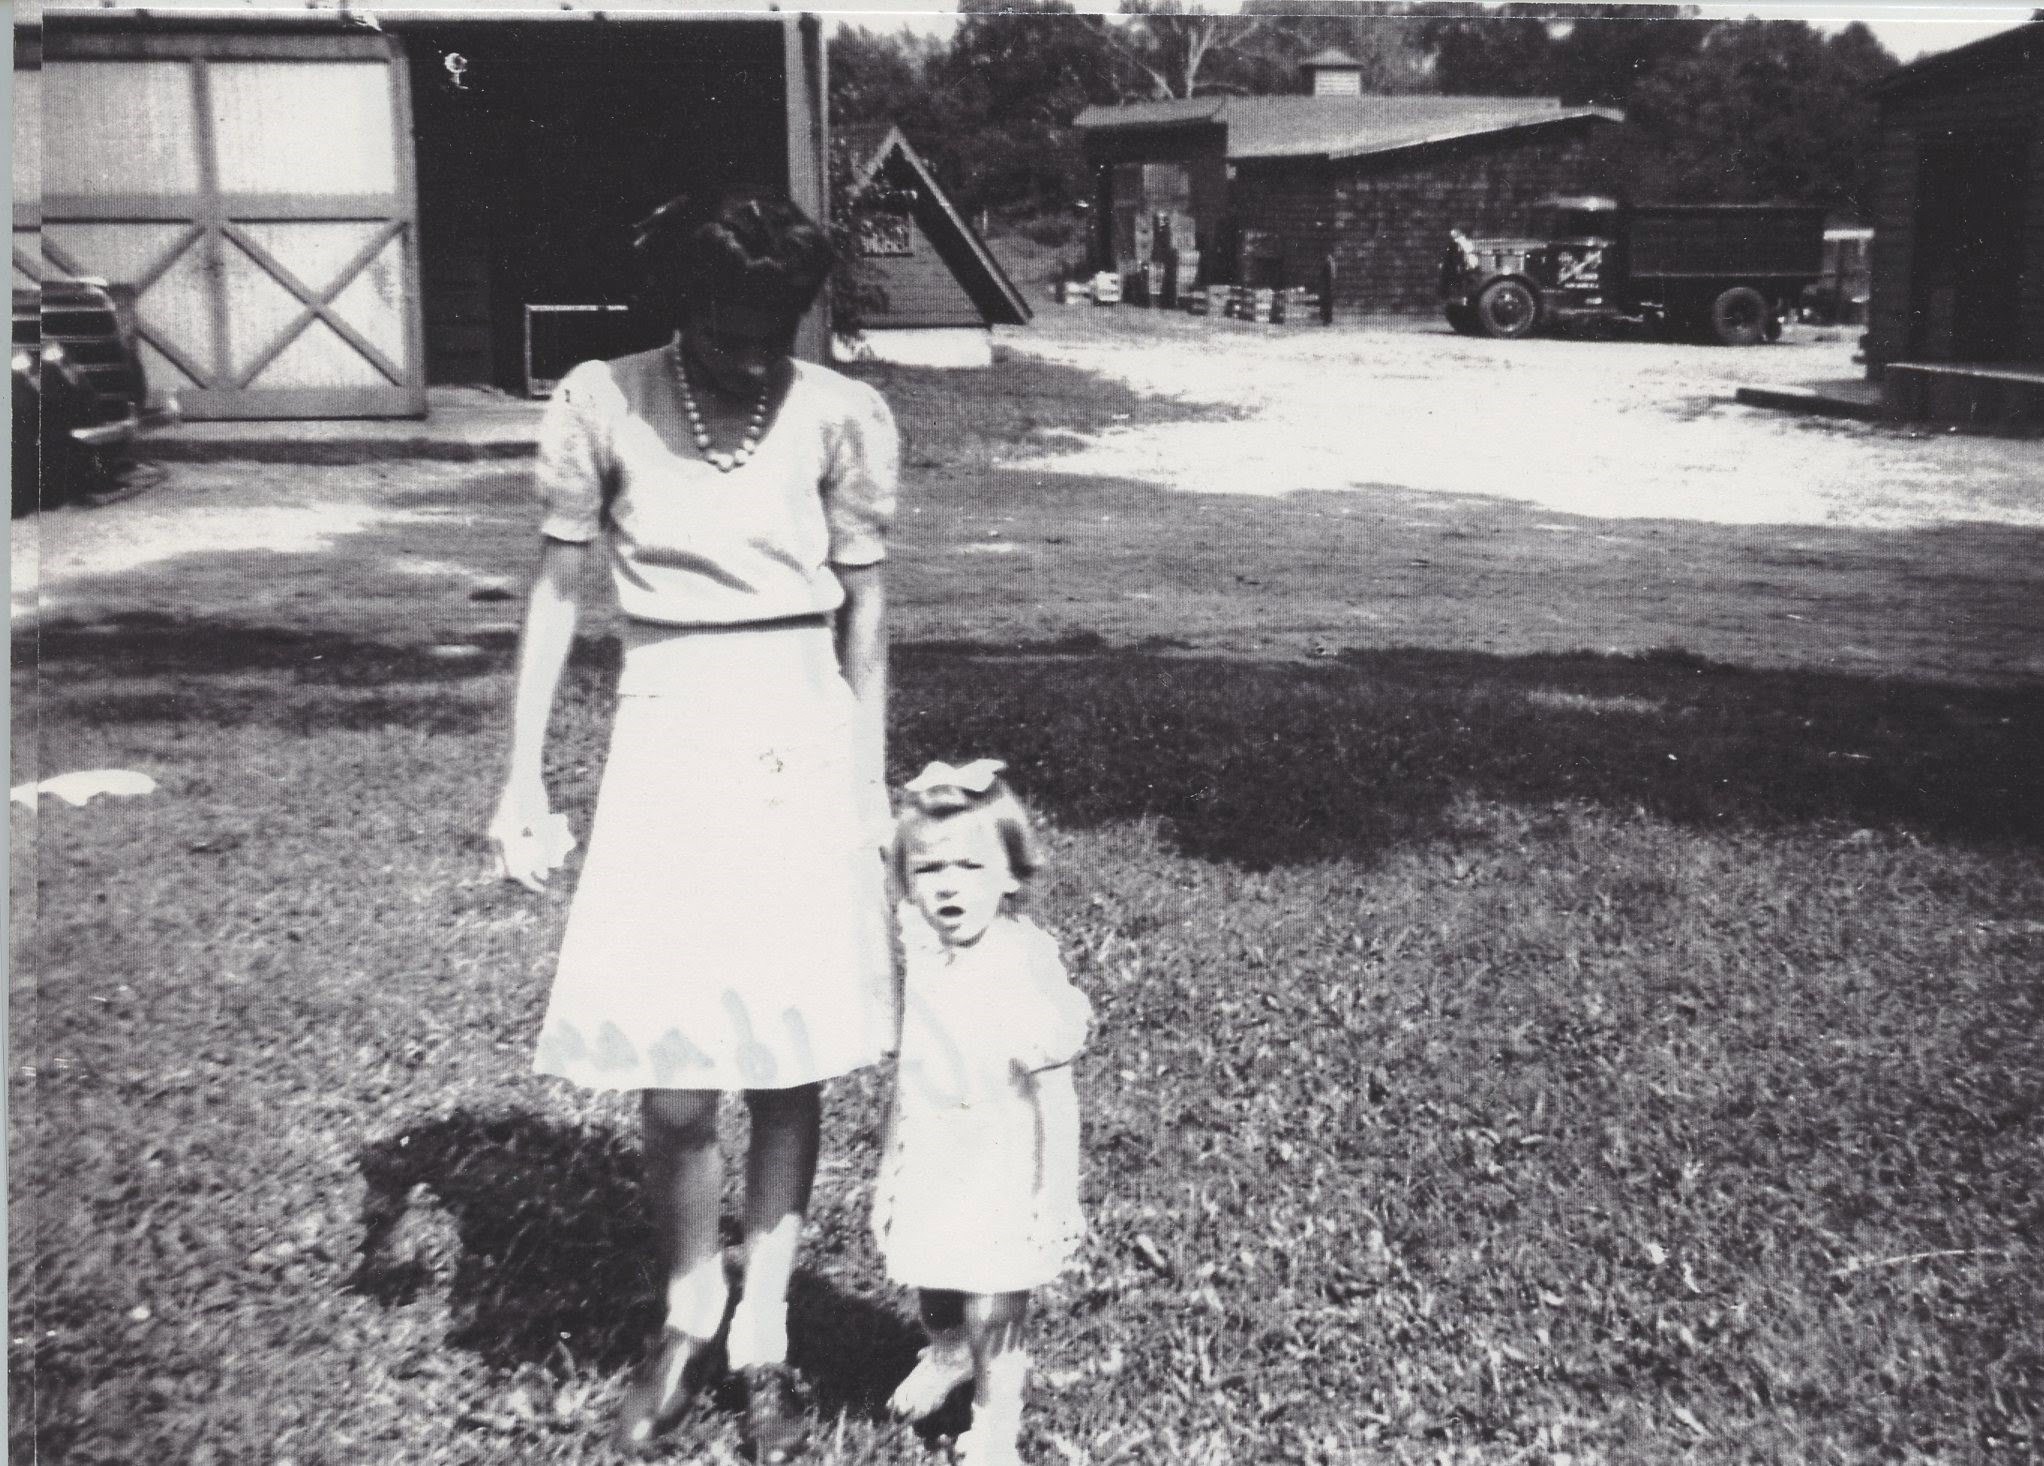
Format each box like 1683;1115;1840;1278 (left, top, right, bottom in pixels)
740;1363;811;1463
612;1328;719;1456
888;1335;975;1421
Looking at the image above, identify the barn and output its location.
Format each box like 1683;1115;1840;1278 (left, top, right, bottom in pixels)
1861;20;2042;427
1073;53;1623;316
835;124;1031;369
12;0;827;420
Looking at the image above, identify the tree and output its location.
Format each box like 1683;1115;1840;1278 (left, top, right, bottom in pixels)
1622;19;1900;216
1547;4;1708;107
1108;1;1272;100
915;0;1126;218
829;25;940;132
1239;0;1437;94
1419;3;1560;96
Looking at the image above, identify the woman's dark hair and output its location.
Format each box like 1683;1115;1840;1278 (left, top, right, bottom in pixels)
631;189;834;326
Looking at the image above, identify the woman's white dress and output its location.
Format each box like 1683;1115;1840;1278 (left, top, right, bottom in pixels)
872;911;1091;1293
527;347;899;1094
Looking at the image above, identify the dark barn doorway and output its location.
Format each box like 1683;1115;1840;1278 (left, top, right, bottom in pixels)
1911;128;2032;363
401;20;793;391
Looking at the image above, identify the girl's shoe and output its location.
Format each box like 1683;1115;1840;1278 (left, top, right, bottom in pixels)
612;1328;720;1456
888;1334;975;1421
739;1362;811;1463
952;1425;1025;1466
954;1349;1028;1465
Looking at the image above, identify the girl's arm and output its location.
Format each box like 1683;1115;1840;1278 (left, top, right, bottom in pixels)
489;537;591;890
834;561;890;845
1011;942;1093;1075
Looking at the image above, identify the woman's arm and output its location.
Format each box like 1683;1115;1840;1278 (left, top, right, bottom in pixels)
834;561;889;845
489;537;592;890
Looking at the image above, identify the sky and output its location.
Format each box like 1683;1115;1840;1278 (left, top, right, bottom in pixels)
801;0;2035;62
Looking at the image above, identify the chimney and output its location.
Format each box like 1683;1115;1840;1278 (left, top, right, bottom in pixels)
1299;49;1364;97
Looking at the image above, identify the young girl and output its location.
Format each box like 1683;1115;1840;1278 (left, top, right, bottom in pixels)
871;760;1091;1466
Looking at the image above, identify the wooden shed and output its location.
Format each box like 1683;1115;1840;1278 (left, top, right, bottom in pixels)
1073;87;1622;316
1862;20;2042;426
836;124;1031;369
13;1;826;419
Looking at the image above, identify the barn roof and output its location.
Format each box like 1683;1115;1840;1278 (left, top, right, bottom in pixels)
1073;94;1620;163
846;125;1032;328
1873;19;2041;98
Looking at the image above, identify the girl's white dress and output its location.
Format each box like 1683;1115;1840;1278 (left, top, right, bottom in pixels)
871;910;1091;1294
528;348;899;1094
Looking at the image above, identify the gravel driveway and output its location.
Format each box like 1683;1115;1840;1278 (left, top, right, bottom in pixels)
14;310;2039;627
1002;307;2042;530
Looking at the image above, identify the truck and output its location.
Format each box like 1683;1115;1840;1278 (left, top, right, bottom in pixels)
1439;197;1828;345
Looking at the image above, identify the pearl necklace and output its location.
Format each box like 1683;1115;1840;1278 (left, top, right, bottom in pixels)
671;340;771;473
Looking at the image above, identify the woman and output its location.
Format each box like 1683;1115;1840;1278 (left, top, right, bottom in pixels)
489;191;898;1461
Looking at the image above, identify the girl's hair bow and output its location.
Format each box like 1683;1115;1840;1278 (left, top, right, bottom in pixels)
904;758;1007;797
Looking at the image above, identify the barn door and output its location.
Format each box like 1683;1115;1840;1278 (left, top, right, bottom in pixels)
38;28;424;419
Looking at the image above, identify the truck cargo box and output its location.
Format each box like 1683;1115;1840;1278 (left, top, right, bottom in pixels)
1627;205;1828;281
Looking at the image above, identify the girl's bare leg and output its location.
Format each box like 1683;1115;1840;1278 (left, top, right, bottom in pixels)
960;1291;1031;1464
889;1289;975;1420
728;1082;822;1369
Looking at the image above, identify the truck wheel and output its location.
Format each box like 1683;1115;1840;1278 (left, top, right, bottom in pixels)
1444;303;1479;335
1475;279;1539;339
1709;286;1769;346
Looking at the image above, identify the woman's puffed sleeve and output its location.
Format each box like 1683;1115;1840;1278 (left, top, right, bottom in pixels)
533;361;618;543
822;378;899;567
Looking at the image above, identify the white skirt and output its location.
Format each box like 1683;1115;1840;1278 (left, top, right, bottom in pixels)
533;618;896;1092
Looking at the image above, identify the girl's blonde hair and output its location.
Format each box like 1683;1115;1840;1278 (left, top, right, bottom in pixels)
893;760;1042;892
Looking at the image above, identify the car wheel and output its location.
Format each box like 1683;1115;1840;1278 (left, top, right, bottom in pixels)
1709;285;1769;346
1475;279;1539;339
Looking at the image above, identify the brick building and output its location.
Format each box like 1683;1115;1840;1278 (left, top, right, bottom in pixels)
1861;20;2041;425
1074;56;1622;316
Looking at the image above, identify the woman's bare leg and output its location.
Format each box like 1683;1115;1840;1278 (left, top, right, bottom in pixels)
640;1089;729;1339
727;1082;822;1368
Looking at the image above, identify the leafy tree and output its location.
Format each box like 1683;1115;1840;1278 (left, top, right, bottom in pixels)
829;25;940;132
1622;18;1899;216
1238;0;1437;94
1108;1;1282;99
1548;4;1707;106
915;0;1125;218
1421;4;1706;102
1419;3;1560;96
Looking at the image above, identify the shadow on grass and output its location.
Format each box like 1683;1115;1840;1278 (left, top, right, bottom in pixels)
350;1110;918;1420
19;616;2042;866
893;641;2043;866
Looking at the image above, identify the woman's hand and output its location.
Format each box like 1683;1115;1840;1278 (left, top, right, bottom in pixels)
489;786;575;892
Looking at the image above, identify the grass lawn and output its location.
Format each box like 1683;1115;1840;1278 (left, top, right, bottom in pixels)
11;339;2043;1465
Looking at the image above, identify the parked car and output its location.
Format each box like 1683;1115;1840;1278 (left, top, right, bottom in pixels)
1440;197;1828;345
12;277;178;516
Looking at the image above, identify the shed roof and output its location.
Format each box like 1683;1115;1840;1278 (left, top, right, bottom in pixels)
1073;94;1619;163
1873;19;2041;98
846;124;1032;328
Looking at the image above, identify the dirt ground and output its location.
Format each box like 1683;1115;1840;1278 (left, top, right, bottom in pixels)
11;307;2042;682
1006;306;2043;528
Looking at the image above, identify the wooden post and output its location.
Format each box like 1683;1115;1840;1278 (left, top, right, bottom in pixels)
785;13;827;363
